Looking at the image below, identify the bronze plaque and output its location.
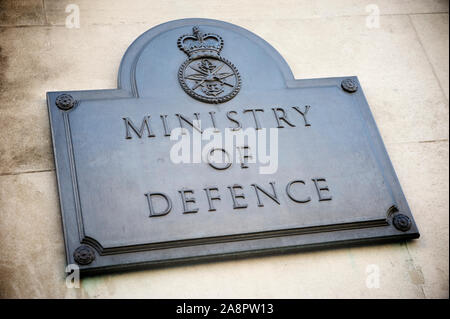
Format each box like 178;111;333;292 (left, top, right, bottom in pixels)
47;19;419;275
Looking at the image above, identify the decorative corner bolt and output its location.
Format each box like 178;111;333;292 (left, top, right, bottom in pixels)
392;213;412;232
73;245;96;265
341;78;358;93
55;93;77;110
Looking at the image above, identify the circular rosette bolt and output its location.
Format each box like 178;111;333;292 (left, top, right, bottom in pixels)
392;214;412;232
341;78;358;93
73;245;96;265
55;94;76;110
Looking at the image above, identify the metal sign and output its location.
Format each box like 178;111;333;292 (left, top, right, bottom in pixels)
47;19;419;275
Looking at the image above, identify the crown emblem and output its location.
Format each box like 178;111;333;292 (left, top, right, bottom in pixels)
177;26;224;59
177;26;241;104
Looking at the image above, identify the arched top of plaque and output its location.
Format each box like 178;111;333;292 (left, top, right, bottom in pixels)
118;18;294;102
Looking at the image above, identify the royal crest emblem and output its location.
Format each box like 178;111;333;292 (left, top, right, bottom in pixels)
177;26;241;103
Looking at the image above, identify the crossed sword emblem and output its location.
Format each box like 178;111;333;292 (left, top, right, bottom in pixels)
185;61;235;91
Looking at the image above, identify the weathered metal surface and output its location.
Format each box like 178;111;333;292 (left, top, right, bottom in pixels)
47;19;419;275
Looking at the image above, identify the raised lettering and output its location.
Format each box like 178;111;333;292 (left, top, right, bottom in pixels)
227;184;248;209
208;111;220;132
207;148;232;170
123;116;155;139
226;110;242;131
160;114;171;136
251;182;280;207
243;108;264;130
272;107;296;128
175;113;203;133
236;145;252;169
204;186;221;211
286;180;311;203
178;189;199;213
292;105;311;126
312;178;332;201
145;192;172;217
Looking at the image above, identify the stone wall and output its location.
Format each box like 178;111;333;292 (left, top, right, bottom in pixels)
0;0;448;298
